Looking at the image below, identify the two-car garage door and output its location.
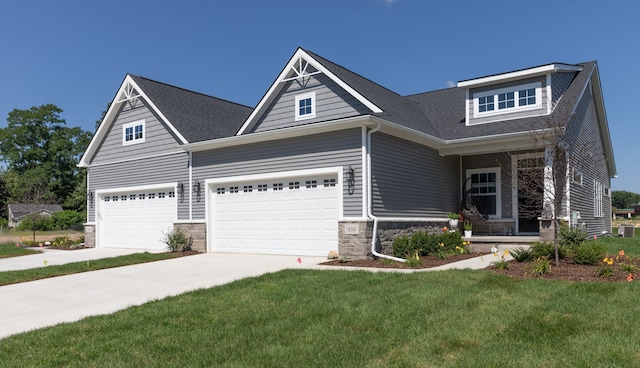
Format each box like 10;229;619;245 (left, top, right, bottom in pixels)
210;174;340;256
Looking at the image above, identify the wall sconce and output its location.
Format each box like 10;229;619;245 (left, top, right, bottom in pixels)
88;192;94;208
178;182;185;203
193;180;201;202
347;165;355;195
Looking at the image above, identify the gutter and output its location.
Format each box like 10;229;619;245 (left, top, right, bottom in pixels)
366;122;407;263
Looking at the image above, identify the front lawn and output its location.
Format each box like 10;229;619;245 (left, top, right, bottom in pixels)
2;268;640;367
0;243;40;258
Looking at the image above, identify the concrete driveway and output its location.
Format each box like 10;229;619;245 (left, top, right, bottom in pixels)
0;250;326;339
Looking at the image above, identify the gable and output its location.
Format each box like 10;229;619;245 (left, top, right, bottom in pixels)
89;98;183;165
248;72;371;133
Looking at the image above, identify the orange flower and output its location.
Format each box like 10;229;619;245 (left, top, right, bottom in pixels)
443;227;448;232
627;273;634;282
619;250;625;256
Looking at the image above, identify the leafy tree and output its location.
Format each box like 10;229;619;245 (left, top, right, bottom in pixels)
0;104;92;212
611;190;640;210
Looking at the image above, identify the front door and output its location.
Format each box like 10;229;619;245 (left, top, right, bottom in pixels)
514;155;544;234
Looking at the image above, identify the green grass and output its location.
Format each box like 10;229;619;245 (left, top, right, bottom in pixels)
0;252;186;286
2;269;640;367
0;243;40;258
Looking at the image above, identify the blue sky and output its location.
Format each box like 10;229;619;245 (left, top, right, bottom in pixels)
1;0;638;193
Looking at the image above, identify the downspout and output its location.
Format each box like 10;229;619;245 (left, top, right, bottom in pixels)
366;123;407;263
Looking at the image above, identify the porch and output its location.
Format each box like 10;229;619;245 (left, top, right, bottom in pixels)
465;234;540;252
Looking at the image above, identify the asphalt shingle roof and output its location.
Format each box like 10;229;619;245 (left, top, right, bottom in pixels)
129;75;253;143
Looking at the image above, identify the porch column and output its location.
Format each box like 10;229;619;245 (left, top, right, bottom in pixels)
543;147;555;218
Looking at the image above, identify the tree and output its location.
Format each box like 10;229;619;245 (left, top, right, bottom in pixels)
611;190;640;210
0;104;92;213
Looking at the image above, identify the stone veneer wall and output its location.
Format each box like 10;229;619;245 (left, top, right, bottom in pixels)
174;222;207;252
83;224;96;248
339;220;448;260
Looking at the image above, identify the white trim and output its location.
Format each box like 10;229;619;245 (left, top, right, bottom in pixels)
83;150;186;168
122;119;146;146
458;63;582;88
465;167;501;219
294;91;316;121
361;126;368;218
236;48;382;135
205;166;344;253
188;152;193;221
546;74;552;115
471;82;542;120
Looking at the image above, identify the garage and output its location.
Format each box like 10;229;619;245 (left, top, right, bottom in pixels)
209;172;340;256
97;186;177;250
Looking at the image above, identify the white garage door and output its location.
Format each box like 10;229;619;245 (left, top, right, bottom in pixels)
211;175;339;256
98;188;177;250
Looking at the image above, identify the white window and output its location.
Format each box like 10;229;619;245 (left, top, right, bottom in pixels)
123;120;145;145
594;181;604;218
295;92;316;121
466;168;501;218
474;82;542;118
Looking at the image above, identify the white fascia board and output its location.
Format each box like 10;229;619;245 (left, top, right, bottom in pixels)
371;116;446;148
438;129;549;156
186;115;376;152
236;48;383;136
589;66;617;177
77;75;188;168
457;63;583;88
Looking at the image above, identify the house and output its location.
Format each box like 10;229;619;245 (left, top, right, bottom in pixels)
79;48;616;259
613;209;634;220
7;204;63;229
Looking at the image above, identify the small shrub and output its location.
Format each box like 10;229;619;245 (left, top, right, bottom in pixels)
161;228;188;252
530;241;566;259
380;258;395;265
510;247;533;262
51;236;75;248
620;262;637;273
559;223;587;250
392;235;411;258
529;256;551;276
572;240;606;265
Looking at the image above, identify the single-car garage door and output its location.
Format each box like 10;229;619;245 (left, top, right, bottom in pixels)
97;187;177;250
211;174;339;256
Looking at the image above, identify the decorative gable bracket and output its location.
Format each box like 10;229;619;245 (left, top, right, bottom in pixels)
281;57;322;83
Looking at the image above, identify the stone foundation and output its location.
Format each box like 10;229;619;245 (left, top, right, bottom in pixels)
339;220;448;260
174;222;207;252
83;224;96;248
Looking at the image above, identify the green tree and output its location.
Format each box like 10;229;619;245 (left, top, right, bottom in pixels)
611;190;640;209
0;104;92;212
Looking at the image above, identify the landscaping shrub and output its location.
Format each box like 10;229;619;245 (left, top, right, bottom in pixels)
392;231;464;259
560;223;587;250
510;247;533;262
161;228;189;252
530;241;567;259
572;240;606;265
51;210;85;230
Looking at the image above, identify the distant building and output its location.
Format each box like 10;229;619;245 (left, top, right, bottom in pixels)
7;204;63;229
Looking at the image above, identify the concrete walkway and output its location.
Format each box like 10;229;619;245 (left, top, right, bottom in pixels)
0;249;503;340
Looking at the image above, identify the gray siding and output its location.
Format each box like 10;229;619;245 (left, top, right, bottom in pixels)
462;153;513;218
564;84;612;236
87;153;190;222
551;72;577;107
371;133;460;217
91;98;183;165
192;129;363;219
251;73;370;133
468;76;548;125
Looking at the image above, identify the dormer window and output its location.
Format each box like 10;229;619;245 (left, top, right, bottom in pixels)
473;82;542;118
295;91;316;121
123;120;145;145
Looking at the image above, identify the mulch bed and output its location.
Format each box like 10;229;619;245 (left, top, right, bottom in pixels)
322;252;640;283
321;252;490;269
